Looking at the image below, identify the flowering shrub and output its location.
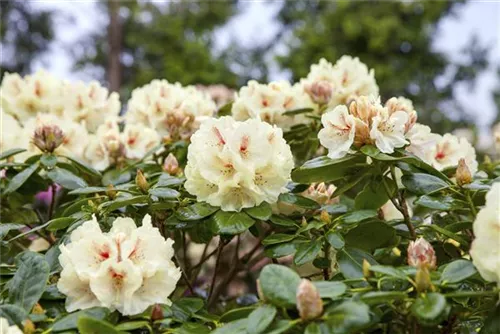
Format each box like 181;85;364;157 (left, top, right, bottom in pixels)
1;56;500;334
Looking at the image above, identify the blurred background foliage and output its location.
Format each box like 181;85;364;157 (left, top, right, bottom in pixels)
1;0;498;133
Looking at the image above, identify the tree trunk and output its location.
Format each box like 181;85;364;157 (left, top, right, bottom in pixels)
107;0;121;92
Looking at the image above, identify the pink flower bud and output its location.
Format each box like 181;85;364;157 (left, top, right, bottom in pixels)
296;279;323;320
163;153;180;175
407;238;436;269
32;124;64;153
306;81;333;105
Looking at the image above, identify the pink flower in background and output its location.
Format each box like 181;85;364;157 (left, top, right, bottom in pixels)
35;184;61;206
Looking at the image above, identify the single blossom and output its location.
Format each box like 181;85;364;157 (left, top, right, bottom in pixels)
407;238;437;269
385;96;417;133
370;109;409;154
317;105;356;159
57;214;180;315
405;123;441;162
425;133;478;175
470;183;500;286
184;117;294;211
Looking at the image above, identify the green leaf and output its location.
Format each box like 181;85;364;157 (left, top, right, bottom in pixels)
266;320;297;334
156;173;185;187
411;293;448;326
292;155;365;183
294;240;322;266
262;233;296;245
212;210;255;235
246;305;277;334
269;215;297;227
415;195;461;211
305;323;321;334
212;319;247;334
341;210;378;224
361;291;407;305
244;202;272;220
0;148;26;161
171;297;205;321
77;317;123;334
51;307;110;332
62;155;101;177
441;260;476;284
282;107;314;116
217;101;234;117
402;173;449;195
313;281;347;299
344;221;396;251
102;169;131;185
264;242;300;258
219;306;256;323
47;167;87;190
483;305;500;334
0;224;24;240
4;162;39;194
100;195;149;212
354;177;396;210
40;154;58;168
337;247;378;279
47;217;77;232
322;301;371;334
8;251;50;311
326;231;345;249
259;264;301;307
278;193;320;209
149;187;180;199
0;304;28;328
176;202;219;221
369;265;408;280
68;186;108;195
424;224;469;246
114;321;150;331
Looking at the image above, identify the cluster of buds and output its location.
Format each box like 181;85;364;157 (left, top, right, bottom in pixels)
32;124;65;153
296;279;323;320
407;237;437;292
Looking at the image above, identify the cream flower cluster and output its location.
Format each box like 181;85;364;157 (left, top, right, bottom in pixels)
184;117;294;211
318;95;416;158
1;70;120;132
57;214;180;316
84;118;160;170
470;183;500;287
125;80;216;140
302;56;379;108
231;80;317;130
406;128;478;175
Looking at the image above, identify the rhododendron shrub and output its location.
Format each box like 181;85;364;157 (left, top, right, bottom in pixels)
1;57;499;333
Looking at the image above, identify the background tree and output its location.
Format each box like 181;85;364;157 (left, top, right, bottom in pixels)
241;0;492;132
0;1;55;76
75;0;239;96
